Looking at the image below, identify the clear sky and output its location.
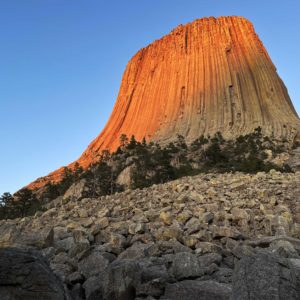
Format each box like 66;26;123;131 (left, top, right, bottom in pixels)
0;0;299;193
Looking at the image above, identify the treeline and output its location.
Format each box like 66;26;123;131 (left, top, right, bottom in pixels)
0;128;292;220
30;127;294;198
0;189;41;220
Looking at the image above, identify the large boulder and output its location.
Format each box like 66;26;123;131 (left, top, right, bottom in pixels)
102;259;142;300
78;250;109;279
170;252;203;280
231;251;300;299
63;179;88;201
0;222;19;247
0;222;53;249
83;275;103;300
0;248;67;300
116;166;132;188
136;257;171;298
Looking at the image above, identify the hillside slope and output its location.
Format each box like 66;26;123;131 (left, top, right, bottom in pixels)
2;171;300;299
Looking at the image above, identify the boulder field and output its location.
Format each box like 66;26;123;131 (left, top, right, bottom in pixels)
1;171;300;299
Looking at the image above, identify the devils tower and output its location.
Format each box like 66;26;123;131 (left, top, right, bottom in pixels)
29;16;300;189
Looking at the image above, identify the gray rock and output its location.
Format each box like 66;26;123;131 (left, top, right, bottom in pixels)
78;250;109;279
53;226;71;241
0;223;54;249
231;251;300;299
83;275;103;300
212;225;243;239
212;267;233;284
31;227;54;249
70;283;85;300
162;280;231;300
171;252;203;280
289;258;300;270
270;215;290;235
158;240;192;254
270;239;299;258
0;248;67;300
67;271;84;284
128;222;145;234
136;258;171;298
136;279;166;298
102;259;141;300
200;212;214;224
246;235;300;252
117;243;153;260
78;209;89;218
108;233;127;254
230;243;256;259
198;253;222;267
50;262;73;282
41;246;56;260
69;240;90;258
96;217;109;229
0;221;21;247
231;207;249;221
195;242;223;254
63;179;88;201
72;229;89;243
55;236;75;253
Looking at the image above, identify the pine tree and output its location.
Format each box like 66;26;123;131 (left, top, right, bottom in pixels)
87;161;115;196
0;192;14;219
202;132;228;170
57;167;74;194
14;188;40;218
119;134;129;148
73;162;84;179
130;141;152;189
176;134;188;150
44;182;60;200
127;135;137;150
152;147;175;183
141;137;147;147
100;150;111;162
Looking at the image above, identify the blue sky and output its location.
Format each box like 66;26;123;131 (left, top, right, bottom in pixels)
0;0;299;193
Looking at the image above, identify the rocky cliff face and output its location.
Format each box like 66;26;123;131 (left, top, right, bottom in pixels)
29;16;300;189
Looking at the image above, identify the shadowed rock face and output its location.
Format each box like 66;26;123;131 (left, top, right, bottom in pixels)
0;248;67;300
29;16;300;189
231;251;300;300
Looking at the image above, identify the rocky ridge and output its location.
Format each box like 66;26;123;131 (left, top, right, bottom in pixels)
1;171;300;299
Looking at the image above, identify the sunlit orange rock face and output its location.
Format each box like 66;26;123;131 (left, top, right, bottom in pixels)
29;16;300;189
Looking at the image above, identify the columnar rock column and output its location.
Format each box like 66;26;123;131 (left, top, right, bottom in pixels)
29;16;300;189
